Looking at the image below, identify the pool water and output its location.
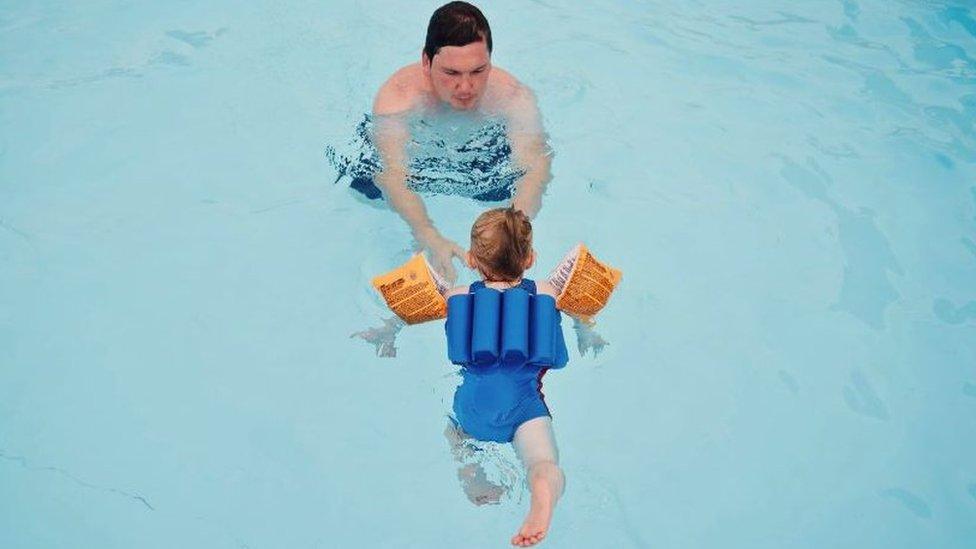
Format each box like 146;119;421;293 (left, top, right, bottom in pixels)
2;1;975;547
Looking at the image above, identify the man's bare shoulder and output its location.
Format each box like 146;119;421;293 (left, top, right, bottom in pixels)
488;66;526;98
485;66;537;115
373;64;427;115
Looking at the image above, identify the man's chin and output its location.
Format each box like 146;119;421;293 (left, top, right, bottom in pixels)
451;98;477;110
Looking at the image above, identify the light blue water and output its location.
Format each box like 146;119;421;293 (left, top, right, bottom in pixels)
2;1;975;547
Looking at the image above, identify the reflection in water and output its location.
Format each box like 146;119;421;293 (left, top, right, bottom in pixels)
325;114;525;202
779;157;903;329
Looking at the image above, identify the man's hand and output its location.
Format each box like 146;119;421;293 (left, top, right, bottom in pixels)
512;192;543;220
418;230;466;285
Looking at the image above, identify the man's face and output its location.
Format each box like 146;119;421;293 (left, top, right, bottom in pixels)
423;41;491;110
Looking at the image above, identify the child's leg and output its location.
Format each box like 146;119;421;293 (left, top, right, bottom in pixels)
510;416;565;547
444;418;506;505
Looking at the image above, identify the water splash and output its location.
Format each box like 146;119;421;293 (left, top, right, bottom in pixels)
445;418;525;505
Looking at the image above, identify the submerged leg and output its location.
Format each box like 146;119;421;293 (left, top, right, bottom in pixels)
444;419;507;506
510;416;565;547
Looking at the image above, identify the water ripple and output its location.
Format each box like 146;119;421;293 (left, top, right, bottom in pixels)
779;157;903;329
843;369;890;421
0;449;154;511
932;298;976;324
879;487;932;519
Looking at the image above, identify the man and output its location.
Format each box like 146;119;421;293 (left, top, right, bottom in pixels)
371;1;552;284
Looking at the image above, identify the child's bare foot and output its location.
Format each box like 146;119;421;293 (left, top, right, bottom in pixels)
511;464;562;546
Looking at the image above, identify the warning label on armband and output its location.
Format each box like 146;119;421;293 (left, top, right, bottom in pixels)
372;254;448;324
546;243;622;318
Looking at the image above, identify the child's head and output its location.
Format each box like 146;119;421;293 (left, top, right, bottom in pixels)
467;207;535;282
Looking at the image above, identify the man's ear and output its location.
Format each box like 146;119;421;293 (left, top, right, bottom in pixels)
421;50;432;72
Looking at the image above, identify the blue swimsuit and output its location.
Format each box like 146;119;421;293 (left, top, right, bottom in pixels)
446;279;569;443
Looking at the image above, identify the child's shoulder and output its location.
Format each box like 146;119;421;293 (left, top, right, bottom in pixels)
533;280;559;298
444;284;471;298
445;281;558;298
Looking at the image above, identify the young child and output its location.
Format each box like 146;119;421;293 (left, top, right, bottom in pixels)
444;206;566;548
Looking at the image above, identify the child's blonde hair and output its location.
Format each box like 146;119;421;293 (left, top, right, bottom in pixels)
469;207;533;281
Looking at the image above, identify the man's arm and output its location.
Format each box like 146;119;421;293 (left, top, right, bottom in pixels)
370;111;436;241
372;78;465;282
503;85;552;219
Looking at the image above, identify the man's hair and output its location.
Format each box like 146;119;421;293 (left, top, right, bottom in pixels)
423;2;492;62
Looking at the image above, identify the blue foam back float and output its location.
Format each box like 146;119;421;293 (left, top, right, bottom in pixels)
446;287;569;369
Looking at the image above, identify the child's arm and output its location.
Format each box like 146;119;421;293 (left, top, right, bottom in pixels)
537;280;581;319
535;280;560;299
536;280;609;356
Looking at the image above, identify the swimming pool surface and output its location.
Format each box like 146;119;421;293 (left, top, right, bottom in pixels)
2;1;975;547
